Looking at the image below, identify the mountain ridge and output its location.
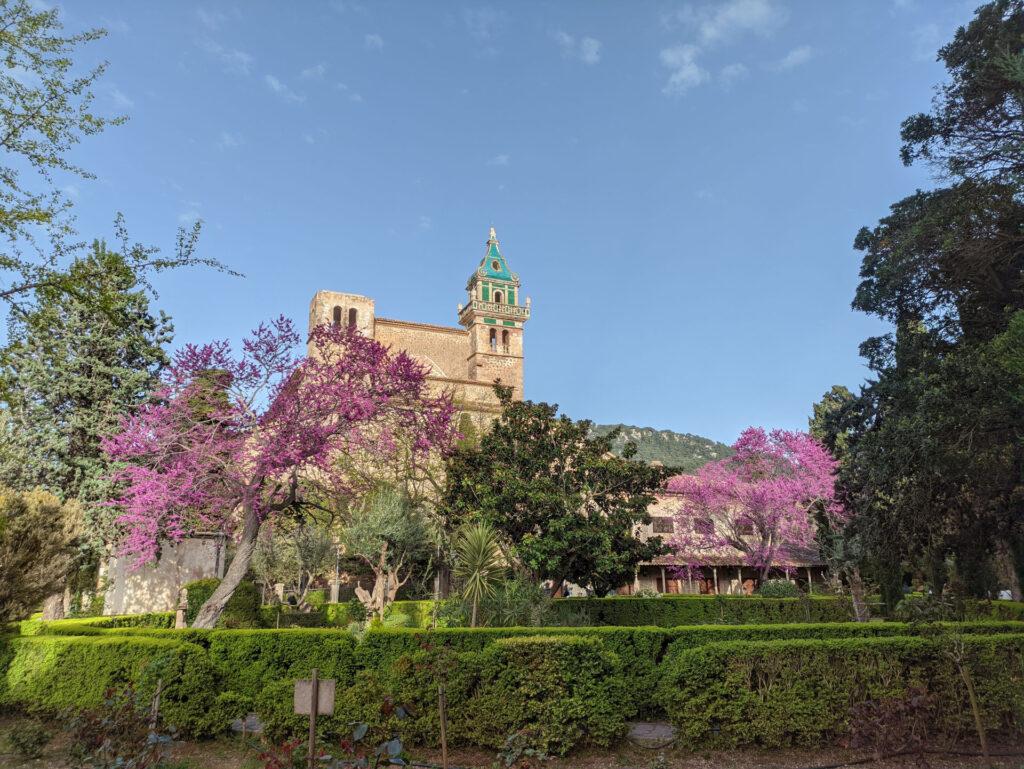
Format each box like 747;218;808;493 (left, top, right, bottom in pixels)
591;423;732;473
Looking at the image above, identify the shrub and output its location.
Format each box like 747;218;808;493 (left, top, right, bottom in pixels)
208;629;358;700
466;636;628;755
663;620;1024;656
357;625;667;716
0;635;223;737
6;717;50;759
756;579;802;598
547;595;875;626
184;578;261;628
657;634;1024;748
65;688;174;769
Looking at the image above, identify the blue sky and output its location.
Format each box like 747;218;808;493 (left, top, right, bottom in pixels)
54;0;972;444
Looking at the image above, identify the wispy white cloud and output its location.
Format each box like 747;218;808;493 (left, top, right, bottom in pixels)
62;184;79;199
218;131;243;149
198;39;253;76
195;7;226;30
178;209;201;225
487;153;510;166
660;45;709;95
775;44;813;70
720;62;748;85
301;62;327;80
107;86;134;108
658;0;788;96
418;215;432;230
664;0;787;43
553;31;602;65
463;8;507;40
364;33;384;51
264;74;305;103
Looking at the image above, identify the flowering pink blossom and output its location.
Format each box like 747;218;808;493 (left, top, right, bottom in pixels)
667;427;843;580
102;318;455;626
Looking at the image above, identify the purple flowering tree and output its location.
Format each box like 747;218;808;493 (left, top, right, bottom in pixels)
668;427;842;582
103;318;455;628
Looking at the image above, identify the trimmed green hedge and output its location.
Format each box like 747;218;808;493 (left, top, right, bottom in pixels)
184;579;260;628
0;635;227;737
357;625;666;715
663;620;1024;654
965;599;1024;621
7;615;1024;753
208;629;357;699
254;635;628;756
658;634;1024;748
548;595;876;626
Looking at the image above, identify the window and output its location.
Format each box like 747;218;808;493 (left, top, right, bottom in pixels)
489;328;497;351
348;308;357;329
332;306;342;327
652;517;674;534
493;290;503;304
693;518;714;536
501;330;510;353
492;259;501;271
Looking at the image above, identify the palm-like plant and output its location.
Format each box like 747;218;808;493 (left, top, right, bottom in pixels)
453;522;505;627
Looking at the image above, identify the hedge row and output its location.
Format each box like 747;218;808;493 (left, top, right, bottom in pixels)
7;614;1024;753
0;635;236;737
548;595;881;626
658;634;1024;748
0;632;625;755
19;618;1024;720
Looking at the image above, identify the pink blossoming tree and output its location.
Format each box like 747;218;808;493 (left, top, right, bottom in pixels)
668;427;842;582
103;317;455;628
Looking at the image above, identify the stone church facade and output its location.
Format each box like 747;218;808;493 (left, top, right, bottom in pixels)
308;227;530;427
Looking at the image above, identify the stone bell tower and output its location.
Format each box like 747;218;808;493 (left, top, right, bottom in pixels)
458;227;530;398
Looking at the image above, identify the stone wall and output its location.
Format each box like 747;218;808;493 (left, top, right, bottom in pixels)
103;537;220;615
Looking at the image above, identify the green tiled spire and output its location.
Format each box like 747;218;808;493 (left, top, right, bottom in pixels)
479;227;513;280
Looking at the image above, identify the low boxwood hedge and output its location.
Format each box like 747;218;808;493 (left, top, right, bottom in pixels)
657;633;1024;748
357;625;666;715
208;628;358;699
662;619;1024;654
184;579;261;628
7;613;1024;753
548;595;876;626
253;634;628;756
0;634;227;737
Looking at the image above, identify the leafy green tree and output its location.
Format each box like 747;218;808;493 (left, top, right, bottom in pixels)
900;0;1024;184
453;522;505;627
0;486;78;623
831;2;1024;603
442;387;669;596
0;2;229;312
0;241;172;546
342;485;437;618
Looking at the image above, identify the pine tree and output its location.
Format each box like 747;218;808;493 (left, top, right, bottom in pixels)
0;240;172;554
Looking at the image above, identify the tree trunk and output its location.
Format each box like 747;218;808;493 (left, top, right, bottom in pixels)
41;592;65;620
995;538;1023;601
192;503;261;629
470;595;478;628
849;565;870;622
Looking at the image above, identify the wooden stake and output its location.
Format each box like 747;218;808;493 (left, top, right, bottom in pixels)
149;677;163;730
438;681;449;769
308;668;319;769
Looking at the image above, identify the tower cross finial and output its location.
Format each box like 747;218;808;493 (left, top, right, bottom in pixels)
488;226;497;243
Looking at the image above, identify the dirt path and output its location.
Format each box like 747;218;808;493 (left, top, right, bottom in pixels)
1;716;1021;769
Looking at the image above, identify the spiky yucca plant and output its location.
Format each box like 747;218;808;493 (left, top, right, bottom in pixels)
453;522;505;627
